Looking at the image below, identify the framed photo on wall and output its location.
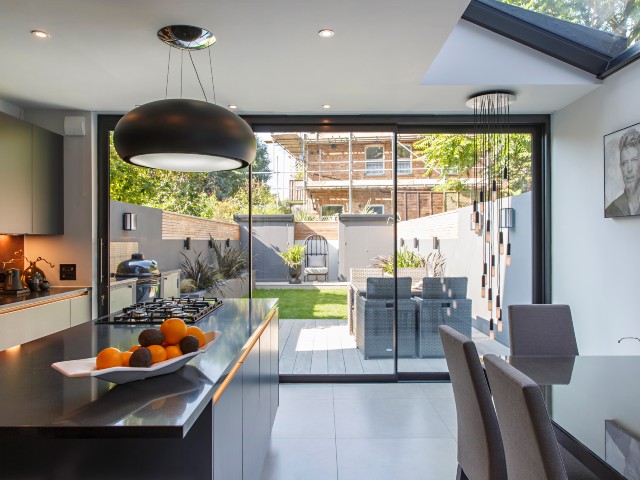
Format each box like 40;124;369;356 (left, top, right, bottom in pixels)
604;122;640;218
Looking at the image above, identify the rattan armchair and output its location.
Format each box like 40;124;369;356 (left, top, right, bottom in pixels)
355;277;417;358
416;277;472;357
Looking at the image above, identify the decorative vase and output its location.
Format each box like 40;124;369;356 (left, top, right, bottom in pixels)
21;262;46;287
288;265;302;284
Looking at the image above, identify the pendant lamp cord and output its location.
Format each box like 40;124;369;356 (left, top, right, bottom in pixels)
180;49;184;98
188;50;208;102
208;47;217;105
165;45;171;100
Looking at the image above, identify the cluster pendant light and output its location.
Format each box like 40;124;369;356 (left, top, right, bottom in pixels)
113;25;256;172
468;91;515;341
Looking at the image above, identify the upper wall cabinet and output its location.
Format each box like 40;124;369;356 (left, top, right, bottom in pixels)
0;113;63;234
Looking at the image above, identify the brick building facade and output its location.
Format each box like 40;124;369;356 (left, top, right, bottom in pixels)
272;133;470;221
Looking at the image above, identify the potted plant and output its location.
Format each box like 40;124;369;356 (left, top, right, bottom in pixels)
280;244;306;284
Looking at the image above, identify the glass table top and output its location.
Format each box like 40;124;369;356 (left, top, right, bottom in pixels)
504;355;640;479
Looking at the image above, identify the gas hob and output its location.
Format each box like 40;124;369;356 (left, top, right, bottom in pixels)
96;296;223;324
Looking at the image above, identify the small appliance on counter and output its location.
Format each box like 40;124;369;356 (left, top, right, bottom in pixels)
0;268;30;295
114;253;161;303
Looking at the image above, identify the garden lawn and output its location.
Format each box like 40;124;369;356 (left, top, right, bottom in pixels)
251;289;347;319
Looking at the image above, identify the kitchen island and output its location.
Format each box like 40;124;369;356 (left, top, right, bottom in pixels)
0;297;279;480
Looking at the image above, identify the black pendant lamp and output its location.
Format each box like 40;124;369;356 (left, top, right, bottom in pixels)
113;25;256;172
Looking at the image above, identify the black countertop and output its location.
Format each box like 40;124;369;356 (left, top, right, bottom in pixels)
0;297;277;438
0;286;89;310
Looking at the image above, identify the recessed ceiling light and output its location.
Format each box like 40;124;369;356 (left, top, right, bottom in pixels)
228;104;237;109
31;30;50;39
318;29;335;38
322;104;331;109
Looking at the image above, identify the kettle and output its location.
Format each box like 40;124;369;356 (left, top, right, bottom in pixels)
4;268;23;291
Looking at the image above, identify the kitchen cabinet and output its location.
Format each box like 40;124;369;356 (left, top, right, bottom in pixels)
109;280;136;313
0;291;90;350
213;366;243;480
0;113;63;234
161;270;180;298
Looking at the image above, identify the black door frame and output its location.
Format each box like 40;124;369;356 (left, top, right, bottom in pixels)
96;113;550;382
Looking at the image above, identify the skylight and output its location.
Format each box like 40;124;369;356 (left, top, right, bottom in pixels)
463;0;640;78
499;0;640;51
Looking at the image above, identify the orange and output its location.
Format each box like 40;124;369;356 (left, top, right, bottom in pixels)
148;344;167;364
96;347;123;370
186;326;206;348
160;318;187;345
165;345;183;360
121;351;133;367
129;345;141;352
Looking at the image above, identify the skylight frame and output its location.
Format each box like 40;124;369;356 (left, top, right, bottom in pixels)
463;0;640;79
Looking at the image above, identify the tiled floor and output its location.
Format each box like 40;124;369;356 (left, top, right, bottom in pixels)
262;382;459;480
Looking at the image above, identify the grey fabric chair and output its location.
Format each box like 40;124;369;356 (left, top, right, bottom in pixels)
438;326;507;480
508;304;579;356
484;354;598;480
355;277;416;358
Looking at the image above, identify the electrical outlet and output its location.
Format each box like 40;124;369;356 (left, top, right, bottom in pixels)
60;264;77;281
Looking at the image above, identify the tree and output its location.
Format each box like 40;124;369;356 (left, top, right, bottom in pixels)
204;137;272;200
502;0;640;44
412;133;532;195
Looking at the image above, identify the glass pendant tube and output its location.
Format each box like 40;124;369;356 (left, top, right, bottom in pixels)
499;231;504;255
490;318;495;341
491;255;496;277
487;287;493;311
506;243;512;266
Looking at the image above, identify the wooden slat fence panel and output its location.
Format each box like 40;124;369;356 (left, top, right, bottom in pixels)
294;221;339;240
162;212;240;240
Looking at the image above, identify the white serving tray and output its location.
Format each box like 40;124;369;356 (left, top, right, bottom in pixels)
51;331;221;384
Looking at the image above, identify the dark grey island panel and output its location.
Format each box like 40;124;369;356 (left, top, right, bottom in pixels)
0;298;279;480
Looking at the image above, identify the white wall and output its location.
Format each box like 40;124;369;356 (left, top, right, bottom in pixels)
552;60;640;355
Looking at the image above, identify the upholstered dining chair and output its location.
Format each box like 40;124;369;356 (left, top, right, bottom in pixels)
484;354;598;480
508;304;579;356
438;326;507;480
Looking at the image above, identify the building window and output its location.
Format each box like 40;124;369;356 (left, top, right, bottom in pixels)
365;145;384;176
397;144;412;175
369;204;384;214
321;205;343;217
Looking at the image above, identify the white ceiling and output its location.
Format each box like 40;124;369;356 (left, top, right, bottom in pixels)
0;0;601;115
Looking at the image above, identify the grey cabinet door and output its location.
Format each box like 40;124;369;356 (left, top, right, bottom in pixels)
242;340;262;480
32;125;63;234
270;312;279;429
214;367;243;480
0;113;32;233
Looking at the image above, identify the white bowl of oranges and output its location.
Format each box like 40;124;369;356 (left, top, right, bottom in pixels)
51;318;221;384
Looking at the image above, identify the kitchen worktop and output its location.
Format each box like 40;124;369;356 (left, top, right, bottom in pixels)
0;286;90;311
0;297;277;438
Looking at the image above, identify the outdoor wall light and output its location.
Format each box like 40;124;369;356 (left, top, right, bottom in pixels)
184;237;192;250
399;238;405;247
432;237;439;250
123;213;137;231
113;25;256;172
500;207;515;229
413;238;419;248
225;238;230;247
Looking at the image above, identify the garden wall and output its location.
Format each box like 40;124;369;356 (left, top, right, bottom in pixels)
110;200;241;275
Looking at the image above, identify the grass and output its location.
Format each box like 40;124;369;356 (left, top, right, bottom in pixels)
251;289;347;319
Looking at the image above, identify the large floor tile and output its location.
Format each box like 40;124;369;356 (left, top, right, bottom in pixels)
272;399;336;439
334;397;452;438
262;439;338;480
332;382;427;399
429;397;458;440
336;437;458;480
420;382;455;399
279;384;333;405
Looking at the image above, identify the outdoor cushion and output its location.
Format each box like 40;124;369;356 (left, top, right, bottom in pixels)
304;267;328;274
307;255;325;268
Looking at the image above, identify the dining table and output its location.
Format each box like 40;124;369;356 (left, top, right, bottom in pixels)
501;355;640;480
